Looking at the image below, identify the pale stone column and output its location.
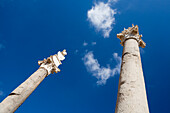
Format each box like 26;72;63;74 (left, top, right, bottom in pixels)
115;25;149;113
0;50;67;113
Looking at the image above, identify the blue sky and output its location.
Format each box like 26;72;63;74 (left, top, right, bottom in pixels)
0;0;170;113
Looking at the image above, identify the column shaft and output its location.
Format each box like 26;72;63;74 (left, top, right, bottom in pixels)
115;39;149;113
0;68;48;113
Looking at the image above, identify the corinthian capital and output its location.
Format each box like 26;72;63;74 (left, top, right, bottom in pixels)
38;49;67;75
117;24;146;48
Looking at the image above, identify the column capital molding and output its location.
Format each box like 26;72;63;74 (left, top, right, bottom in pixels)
117;24;146;48
38;49;67;75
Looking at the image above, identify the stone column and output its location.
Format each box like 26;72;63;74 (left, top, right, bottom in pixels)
115;25;149;113
0;50;67;113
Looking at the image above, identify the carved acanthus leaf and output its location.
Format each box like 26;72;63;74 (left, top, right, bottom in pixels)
117;24;146;48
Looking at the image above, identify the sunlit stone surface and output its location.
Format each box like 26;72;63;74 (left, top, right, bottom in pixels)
115;25;149;113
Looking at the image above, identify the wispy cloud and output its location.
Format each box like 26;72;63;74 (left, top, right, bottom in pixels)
83;42;88;46
83;51;121;85
83;41;97;47
87;0;117;38
108;0;118;4
112;53;121;74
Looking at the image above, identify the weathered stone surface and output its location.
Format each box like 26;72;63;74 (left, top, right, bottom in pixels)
115;25;149;113
0;68;47;113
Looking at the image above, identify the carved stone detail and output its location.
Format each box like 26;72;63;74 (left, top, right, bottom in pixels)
117;24;146;48
38;49;67;75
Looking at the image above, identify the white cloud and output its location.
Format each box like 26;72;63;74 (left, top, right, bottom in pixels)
112;53;121;74
108;0;118;4
83;51;121;85
87;1;117;38
83;42;88;46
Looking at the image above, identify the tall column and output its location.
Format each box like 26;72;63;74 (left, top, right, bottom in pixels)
0;50;67;113
115;25;149;113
